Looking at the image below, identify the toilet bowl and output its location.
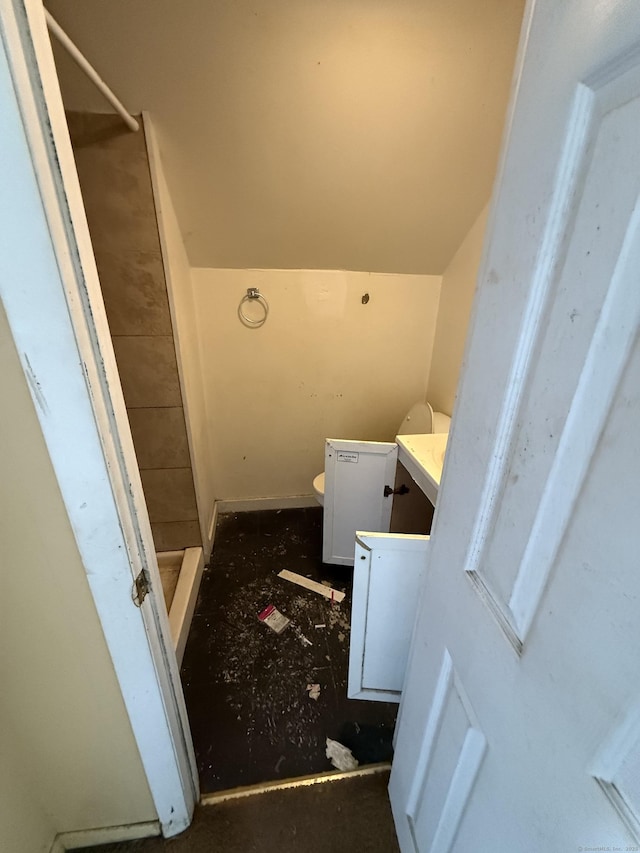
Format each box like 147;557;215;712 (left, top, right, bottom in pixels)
312;401;451;506
312;472;326;506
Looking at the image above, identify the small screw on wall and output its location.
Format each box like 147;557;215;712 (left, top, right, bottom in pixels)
361;293;370;304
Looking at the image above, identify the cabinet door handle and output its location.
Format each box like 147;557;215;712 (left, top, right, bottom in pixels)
384;484;410;497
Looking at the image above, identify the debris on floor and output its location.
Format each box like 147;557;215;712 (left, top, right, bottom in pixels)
306;683;321;701
181;507;397;793
326;737;359;772
258;603;290;634
314;623;326;629
278;569;346;603
274;755;285;773
292;624;313;647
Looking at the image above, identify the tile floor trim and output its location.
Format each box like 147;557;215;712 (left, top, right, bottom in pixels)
169;546;205;665
199;762;392;806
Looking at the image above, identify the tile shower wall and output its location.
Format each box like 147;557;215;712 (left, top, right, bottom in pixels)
67;113;201;551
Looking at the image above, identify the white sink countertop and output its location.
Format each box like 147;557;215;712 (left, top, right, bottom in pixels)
396;433;449;505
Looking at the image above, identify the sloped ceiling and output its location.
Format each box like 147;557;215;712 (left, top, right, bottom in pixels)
46;0;524;274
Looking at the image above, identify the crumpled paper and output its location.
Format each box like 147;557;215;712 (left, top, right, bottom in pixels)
326;737;359;772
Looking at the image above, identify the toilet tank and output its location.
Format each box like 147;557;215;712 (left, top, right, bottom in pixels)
432;412;452;433
397;402;434;436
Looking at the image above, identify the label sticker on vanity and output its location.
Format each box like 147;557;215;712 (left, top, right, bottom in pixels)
337;451;359;463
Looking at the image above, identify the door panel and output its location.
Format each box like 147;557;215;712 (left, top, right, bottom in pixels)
592;691;640;839
406;651;486;853
389;3;640;850
348;532;429;702
468;57;640;645
322;439;397;565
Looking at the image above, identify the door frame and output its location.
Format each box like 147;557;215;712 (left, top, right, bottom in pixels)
0;0;197;836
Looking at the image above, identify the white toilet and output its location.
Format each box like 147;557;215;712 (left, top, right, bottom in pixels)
312;401;451;506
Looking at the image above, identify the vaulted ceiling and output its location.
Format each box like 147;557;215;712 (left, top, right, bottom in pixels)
47;0;524;274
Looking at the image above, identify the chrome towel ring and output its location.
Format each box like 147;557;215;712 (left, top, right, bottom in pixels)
238;287;269;328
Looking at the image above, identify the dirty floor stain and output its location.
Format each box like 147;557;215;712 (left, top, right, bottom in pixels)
180;507;397;793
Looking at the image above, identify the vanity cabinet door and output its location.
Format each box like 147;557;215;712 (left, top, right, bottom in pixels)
348;531;430;703
389;460;435;535
322;439;398;565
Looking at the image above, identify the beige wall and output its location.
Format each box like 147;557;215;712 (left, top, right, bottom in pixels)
147;118;218;552
0;302;156;843
0;737;54;853
47;0;524;275
67;112;201;551
192;268;441;499
427;205;489;415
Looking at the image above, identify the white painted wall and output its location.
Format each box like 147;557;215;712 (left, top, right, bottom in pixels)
192;268;441;499
0;301;157;843
427;205;489;415
46;0;524;275
145;116;217;553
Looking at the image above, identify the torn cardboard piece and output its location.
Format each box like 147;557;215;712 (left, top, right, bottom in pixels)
278;569;345;603
258;604;290;634
326;737;359;772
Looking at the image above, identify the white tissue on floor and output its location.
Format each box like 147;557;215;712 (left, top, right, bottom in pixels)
325;737;359;772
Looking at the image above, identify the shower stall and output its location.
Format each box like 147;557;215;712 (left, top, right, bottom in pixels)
66;110;205;662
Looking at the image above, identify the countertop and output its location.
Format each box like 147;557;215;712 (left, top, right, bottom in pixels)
395;433;448;505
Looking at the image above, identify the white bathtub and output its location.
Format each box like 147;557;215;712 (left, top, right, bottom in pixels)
156;547;204;665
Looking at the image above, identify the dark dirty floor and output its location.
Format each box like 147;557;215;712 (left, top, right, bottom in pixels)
79;770;400;852
180;506;398;793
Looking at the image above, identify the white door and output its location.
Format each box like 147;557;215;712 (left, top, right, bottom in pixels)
388;1;640;850
322;439;397;564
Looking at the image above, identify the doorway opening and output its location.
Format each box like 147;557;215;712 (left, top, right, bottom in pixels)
61;109;400;792
46;0;524;800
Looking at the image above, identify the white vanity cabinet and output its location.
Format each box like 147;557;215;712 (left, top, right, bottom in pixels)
321;433;448;702
322;433;447;565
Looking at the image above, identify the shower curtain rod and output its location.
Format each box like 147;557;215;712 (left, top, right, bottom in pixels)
44;9;139;132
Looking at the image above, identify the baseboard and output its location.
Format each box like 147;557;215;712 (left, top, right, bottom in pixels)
50;820;160;851
215;495;318;513
206;501;218;557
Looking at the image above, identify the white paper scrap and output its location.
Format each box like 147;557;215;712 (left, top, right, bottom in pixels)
278;570;345;603
325;737;359;772
306;683;321;701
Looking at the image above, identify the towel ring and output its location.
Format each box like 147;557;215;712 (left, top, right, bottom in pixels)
238;287;269;328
